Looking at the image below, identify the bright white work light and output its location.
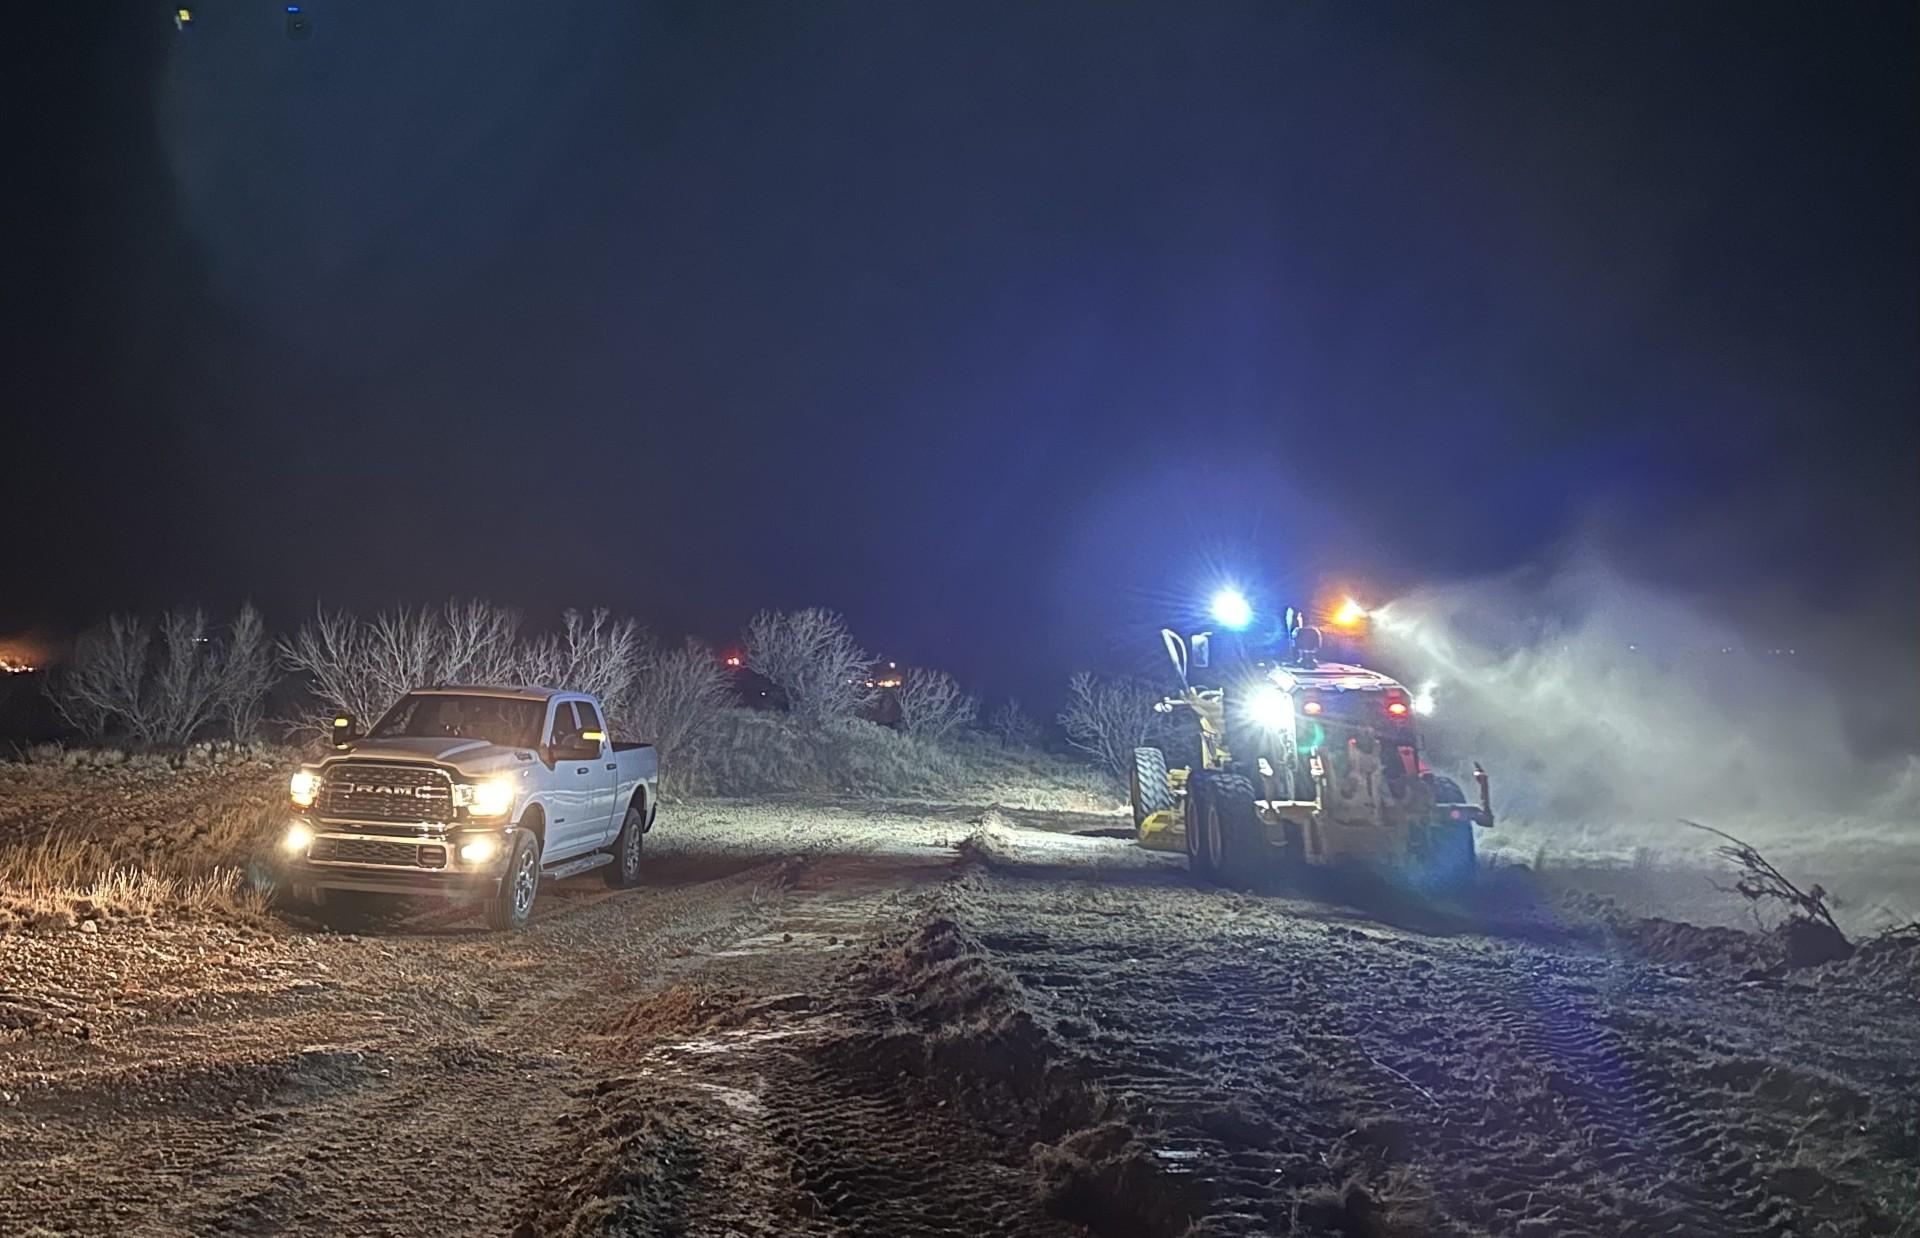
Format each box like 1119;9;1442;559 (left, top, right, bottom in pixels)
1210;588;1252;630
1247;686;1293;730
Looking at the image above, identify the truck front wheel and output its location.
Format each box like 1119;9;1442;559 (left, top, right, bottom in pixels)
603;801;645;888
486;831;541;931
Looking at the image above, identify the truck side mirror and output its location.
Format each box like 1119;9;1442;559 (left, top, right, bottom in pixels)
331;714;356;749
1189;632;1211;670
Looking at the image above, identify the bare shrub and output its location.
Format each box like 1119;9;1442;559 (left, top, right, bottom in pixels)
520;608;645;722
279;602;654;738
625;639;732;790
895;667;978;742
989;697;1042;748
744;608;874;722
215;603;275;741
50;615;148;740
1685;819;1854;965
52;605;277;745
1058;672;1165;784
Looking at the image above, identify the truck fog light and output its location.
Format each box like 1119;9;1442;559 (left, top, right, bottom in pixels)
284;821;314;854
458;837;498;865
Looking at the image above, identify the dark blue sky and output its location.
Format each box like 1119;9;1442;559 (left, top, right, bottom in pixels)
5;2;1915;701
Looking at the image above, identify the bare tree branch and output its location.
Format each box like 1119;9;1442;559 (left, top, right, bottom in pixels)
624;639;732;791
895;667;977;741
1058;672;1164;784
988;697;1042;748
1682;819;1848;942
744;608;874;723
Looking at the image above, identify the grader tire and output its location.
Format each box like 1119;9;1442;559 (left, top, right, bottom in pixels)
1207;773;1267;889
1185;772;1218;884
1129;747;1173;831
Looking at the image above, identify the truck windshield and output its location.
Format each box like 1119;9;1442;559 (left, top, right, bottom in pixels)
369;694;544;748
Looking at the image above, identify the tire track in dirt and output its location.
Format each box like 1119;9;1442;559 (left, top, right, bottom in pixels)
939;859;1914;1238
0;857;802;1236
517;850;1204;1238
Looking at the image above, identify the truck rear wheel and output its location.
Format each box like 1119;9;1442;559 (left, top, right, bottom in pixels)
485;831;541;932
1129;747;1173;832
603;801;645;888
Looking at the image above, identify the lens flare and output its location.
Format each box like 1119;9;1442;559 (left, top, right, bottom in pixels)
1210;589;1253;630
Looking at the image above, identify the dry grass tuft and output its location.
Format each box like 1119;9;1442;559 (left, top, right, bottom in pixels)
0;750;290;934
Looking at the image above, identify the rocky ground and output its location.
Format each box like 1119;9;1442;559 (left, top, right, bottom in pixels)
1;780;1916;1237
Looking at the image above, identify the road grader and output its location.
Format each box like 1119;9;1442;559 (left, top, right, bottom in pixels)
1128;591;1492;890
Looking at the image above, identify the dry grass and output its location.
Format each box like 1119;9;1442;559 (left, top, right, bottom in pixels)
0;848;272;934
0;746;290;934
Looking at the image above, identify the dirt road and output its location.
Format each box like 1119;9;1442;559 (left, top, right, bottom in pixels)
2;802;1915;1237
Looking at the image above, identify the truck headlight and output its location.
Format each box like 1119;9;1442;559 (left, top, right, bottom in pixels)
1248;686;1293;730
459;778;517;819
289;770;320;808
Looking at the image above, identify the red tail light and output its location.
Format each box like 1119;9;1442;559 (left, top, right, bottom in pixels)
1386;700;1409;717
1302;699;1323;715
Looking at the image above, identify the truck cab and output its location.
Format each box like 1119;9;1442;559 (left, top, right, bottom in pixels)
284;686;659;930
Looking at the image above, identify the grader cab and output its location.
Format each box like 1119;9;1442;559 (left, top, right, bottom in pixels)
1128;591;1492;890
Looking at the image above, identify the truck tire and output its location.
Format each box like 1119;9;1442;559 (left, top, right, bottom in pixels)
485;831;541;932
603;801;645;888
1206;773;1266;889
1129;747;1173;831
1185;772;1218;884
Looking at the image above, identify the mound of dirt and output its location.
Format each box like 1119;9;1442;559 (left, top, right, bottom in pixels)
1829;924;1920;991
824;914;1205;1237
512;1089;702;1238
844;916;1107;1139
595;984;750;1043
1610;915;1773;968
1031;1121;1204;1238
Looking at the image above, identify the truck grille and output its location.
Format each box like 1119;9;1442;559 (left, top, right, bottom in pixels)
316;763;455;823
309;837;427;867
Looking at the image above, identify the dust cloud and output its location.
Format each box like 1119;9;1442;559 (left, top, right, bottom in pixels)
1366;553;1918;880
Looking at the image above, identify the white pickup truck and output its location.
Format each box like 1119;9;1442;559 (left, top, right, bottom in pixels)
283;685;659;930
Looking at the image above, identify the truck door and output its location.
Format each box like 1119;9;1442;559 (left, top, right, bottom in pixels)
572;699;620;844
546;701;603;859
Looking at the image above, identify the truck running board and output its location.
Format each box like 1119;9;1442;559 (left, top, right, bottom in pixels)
543;852;613;882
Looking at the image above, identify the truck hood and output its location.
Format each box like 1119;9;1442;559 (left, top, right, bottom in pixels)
331;736;532;775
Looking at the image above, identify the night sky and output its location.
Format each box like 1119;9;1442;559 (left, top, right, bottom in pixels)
5;2;1915;703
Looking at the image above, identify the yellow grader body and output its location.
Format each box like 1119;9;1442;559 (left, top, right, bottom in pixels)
1130;641;1490;890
